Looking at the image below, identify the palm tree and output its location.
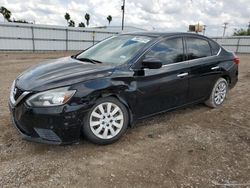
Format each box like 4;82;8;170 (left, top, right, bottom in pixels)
78;22;85;27
0;6;12;22
85;13;90;26
64;12;70;25
68;20;75;27
107;15;112;25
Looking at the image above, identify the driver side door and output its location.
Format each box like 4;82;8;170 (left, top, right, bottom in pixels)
133;37;189;118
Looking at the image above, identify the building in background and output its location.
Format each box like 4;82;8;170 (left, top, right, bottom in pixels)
84;26;146;33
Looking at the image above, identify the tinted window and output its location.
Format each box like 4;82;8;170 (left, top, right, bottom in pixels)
145;37;184;65
209;40;220;55
186;37;212;60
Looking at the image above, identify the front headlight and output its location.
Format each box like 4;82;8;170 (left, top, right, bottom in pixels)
10;80;15;97
9;80;16;105
26;87;76;107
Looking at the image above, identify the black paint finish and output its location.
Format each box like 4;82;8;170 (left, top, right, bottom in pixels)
9;32;238;144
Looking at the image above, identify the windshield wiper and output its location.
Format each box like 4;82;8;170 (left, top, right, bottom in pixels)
71;54;77;59
73;57;102;64
90;59;103;64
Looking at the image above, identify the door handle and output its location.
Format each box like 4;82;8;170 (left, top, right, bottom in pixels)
211;66;220;70
177;72;188;78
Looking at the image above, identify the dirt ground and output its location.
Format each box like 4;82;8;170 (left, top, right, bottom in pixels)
0;52;249;188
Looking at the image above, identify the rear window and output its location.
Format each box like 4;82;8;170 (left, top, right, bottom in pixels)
209;40;221;55
145;37;184;65
186;37;212;60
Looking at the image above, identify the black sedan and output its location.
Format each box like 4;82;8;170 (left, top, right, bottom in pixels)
9;32;239;145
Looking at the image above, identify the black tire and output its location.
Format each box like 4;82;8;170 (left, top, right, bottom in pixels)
82;97;129;145
205;78;228;108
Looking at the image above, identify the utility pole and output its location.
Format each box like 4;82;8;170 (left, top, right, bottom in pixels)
121;0;125;31
222;22;228;37
203;25;207;35
196;22;199;33
248;22;250;35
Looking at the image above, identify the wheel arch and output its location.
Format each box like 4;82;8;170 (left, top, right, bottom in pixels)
221;74;231;84
99;93;134;128
75;77;136;128
206;75;229;101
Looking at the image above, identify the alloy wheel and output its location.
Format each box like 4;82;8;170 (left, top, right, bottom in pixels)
214;81;227;105
89;102;124;139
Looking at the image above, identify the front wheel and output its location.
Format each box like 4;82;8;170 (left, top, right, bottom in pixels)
82;97;129;145
205;78;228;108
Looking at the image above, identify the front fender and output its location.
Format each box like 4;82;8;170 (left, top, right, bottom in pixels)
70;76;138;126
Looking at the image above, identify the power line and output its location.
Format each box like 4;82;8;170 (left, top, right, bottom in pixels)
206;24;246;28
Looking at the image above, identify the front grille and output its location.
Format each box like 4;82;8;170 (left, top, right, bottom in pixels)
14;87;24;100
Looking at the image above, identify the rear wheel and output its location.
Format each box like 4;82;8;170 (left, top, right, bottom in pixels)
205;78;228;108
83;97;129;145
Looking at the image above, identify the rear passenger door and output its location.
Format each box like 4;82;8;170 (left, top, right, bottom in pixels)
185;36;222;102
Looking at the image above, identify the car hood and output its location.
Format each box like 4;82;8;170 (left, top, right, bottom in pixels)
16;56;114;91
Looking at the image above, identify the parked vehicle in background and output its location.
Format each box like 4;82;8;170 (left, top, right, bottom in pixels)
9;32;239;145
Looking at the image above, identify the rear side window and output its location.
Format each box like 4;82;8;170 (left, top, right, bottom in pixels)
145;37;184;65
186;37;212;60
209;40;221;55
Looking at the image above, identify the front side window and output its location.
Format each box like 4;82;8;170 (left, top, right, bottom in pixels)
144;37;184;65
186;37;212;60
77;35;152;65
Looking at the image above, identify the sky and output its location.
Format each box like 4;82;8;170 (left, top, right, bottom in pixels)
0;0;250;36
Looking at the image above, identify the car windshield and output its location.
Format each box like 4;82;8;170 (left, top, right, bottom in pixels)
76;35;152;65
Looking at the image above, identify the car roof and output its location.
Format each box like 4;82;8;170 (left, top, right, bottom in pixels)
122;31;209;39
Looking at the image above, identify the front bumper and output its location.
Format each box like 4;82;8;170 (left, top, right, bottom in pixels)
8;101;86;145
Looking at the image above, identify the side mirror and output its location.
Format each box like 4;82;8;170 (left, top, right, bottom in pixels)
142;57;162;69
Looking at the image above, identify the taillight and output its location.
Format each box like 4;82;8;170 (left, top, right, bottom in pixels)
234;56;240;65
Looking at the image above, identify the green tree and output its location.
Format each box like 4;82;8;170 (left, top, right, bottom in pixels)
85;13;90;26
107;15;112;25
68;20;75;27
78;22;85;27
64;12;70;25
0;6;12;22
233;28;250;36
